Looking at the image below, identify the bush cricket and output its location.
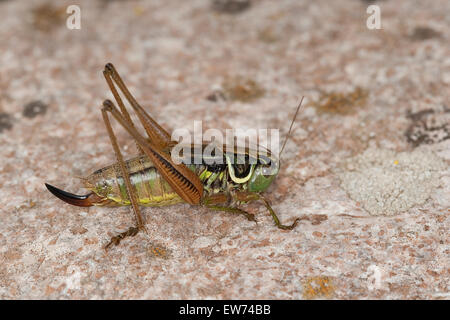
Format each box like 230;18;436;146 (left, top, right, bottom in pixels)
45;63;303;250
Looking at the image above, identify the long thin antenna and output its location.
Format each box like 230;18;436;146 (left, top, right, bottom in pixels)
279;96;305;159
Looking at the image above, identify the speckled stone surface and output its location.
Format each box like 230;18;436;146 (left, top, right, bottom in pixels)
0;0;448;299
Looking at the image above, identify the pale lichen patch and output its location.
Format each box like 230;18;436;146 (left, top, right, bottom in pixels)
335;148;447;216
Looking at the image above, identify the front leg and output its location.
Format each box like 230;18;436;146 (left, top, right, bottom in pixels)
203;194;256;223
206;205;257;223
234;192;300;230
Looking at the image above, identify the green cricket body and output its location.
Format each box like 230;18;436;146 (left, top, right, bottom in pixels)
84;144;279;207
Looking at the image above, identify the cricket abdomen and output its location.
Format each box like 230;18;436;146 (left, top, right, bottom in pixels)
86;155;184;207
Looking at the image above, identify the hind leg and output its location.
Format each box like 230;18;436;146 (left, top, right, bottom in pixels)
101;102;147;250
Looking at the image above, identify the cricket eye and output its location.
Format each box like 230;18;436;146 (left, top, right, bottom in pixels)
261;165;274;176
232;163;251;179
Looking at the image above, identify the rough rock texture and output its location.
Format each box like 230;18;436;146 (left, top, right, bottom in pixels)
0;0;448;299
336;148;447;216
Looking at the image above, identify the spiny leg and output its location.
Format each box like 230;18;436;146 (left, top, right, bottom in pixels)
103;63;172;150
259;195;299;230
104;226;139;251
103;64;204;205
234;192;299;230
102;103;147;250
103;66;137;134
102;99;203;205
103;65;144;154
206;205;256;223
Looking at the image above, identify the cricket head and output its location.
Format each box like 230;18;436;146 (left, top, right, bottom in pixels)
247;148;280;193
229;97;303;193
244;97;304;193
224;146;280;193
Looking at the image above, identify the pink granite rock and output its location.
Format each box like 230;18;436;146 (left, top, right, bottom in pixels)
0;0;448;299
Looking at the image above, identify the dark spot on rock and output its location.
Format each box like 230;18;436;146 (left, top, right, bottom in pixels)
23;100;48;118
211;0;251;14
148;242;171;259
70;226;88;235
312;87;369;115
406;109;434;121
222;76;265;102
0;113;13;133
32;3;66;33
410;27;441;41
258;27;279;43
303;276;335;299
310;214;328;225
405;106;450;147
206;90;226;102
